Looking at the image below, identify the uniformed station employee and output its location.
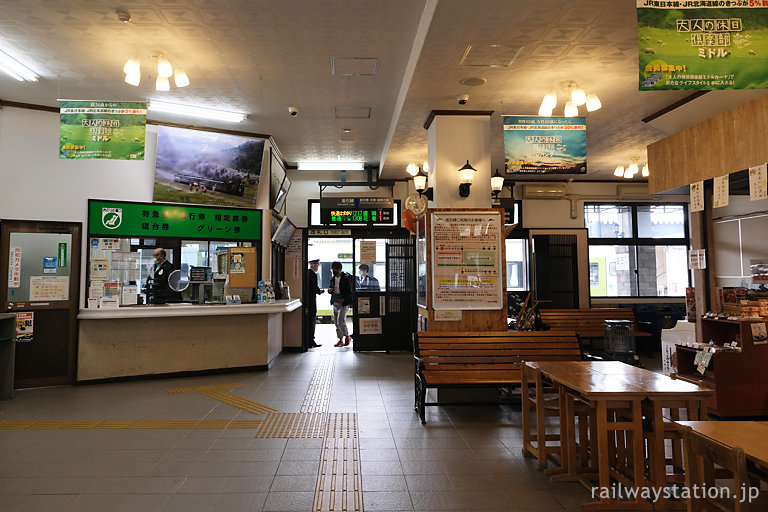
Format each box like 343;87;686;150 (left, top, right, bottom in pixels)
146;248;177;304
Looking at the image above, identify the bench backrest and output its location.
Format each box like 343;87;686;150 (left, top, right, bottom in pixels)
415;330;581;380
539;308;639;337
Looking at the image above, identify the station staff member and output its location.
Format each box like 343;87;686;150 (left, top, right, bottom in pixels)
146;248;176;304
305;259;324;348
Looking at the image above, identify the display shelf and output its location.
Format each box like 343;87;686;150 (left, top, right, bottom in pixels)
675;317;768;417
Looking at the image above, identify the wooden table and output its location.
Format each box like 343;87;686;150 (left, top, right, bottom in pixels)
676;421;768;511
522;361;713;511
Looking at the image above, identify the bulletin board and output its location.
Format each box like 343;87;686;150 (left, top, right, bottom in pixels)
227;246;258;288
430;211;503;310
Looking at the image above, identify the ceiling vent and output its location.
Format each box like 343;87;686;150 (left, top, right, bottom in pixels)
459;44;524;67
335;106;371;119
331;57;379;76
522;183;567;199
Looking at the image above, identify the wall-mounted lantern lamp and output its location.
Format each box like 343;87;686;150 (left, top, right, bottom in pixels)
457;160;477;197
491;168;505;199
413;171;433;200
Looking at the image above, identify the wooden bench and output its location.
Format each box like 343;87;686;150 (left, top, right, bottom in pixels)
413;330;581;424
539;308;652;339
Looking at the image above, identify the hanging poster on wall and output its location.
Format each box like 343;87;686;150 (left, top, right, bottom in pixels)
690;181;705;212
431;211;503;310
154;125;264;208
503;116;587;174
15;312;33;342
713;175;730;208
637;3;768;91
749;163;767;201
59;101;146;160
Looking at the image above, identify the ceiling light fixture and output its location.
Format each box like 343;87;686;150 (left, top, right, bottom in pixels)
123;53;190;90
297;161;365;171
0;49;39;82
614;159;648;179
148;100;247;122
406;163;420;176
538;80;600;117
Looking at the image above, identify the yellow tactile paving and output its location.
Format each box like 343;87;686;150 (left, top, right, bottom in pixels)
166;382;277;415
253;412;328;438
313;413;362;512
301;354;336;414
0;420;262;430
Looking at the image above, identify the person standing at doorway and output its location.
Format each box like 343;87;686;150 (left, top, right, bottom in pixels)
305;259;324;348
356;264;380;291
328;261;353;347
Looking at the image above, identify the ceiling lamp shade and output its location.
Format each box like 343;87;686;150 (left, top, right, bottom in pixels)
642;164;649;177
586;93;602;112
422;160;429;174
564;101;578;117
123;58;140;76
541;90;557;110
614;166;625;177
538;101;553;117
406;162;420;176
627;163;639;177
124;71;141;86
157;57;173;78
156;76;170;91
570;87;587;107
173;69;189;87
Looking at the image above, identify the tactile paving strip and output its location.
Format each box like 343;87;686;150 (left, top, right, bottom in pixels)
167;382;277;415
253;412;328;438
0;419;262;429
301;354;336;414
313;413;362;512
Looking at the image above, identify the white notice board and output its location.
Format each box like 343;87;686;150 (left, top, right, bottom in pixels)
431;211;503;310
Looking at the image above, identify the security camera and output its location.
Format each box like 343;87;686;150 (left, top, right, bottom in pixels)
288;106;298;117
457;94;469;105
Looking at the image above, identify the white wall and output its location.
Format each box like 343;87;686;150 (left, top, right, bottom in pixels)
0;106;274;306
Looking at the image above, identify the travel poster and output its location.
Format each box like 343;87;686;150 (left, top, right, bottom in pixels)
637;3;768;90
15;312;33;342
59;101;146;159
154;125;264;208
503;116;586;174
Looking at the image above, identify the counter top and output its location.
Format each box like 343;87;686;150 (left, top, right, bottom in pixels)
78;299;302;319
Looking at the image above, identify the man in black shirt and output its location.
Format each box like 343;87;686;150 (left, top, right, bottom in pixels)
146;248;177;304
305;259;324;347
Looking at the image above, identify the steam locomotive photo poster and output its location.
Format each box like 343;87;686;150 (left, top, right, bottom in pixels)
153;125;265;208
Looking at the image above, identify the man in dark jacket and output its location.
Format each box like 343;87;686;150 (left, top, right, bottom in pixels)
146;248;178;304
305;259;324;348
327;261;354;347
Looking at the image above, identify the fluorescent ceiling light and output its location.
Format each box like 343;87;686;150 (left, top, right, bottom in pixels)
298;161;364;171
148;100;247;122
0;49;39;82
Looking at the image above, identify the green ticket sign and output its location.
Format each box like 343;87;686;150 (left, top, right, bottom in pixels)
638;3;768;90
89;200;261;241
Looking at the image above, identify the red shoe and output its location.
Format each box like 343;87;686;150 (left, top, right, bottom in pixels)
334;339;344;347
344;336;352;346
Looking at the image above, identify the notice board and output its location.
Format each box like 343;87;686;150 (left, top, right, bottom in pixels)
227;246;258;288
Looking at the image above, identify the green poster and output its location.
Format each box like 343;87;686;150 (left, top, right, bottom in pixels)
58;243;67;267
59;101;146;160
89;200;262;241
637;3;768;90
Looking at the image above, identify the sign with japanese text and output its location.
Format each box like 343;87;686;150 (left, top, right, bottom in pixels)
503;116;587;174
8;247;21;288
59;101;146;159
15;312;33;342
637;2;768;90
320;197;395;225
431;211;503;310
88;200;262;241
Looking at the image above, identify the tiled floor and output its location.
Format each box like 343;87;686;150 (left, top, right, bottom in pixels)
0;325;593;512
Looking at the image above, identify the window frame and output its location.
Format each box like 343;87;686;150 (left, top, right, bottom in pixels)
584;202;690;298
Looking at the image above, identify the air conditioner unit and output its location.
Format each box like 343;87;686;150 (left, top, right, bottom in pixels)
522;183;567;199
617;184;650;199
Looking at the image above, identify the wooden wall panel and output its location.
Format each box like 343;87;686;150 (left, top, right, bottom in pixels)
648;93;768;193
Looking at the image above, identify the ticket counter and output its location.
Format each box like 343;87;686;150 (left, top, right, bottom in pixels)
77;300;300;381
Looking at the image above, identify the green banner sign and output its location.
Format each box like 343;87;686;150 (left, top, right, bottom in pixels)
638;3;768;90
58;243;67;267
60;101;147;160
89;200;262;241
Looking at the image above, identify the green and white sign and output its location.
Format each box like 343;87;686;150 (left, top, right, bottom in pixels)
60;101;146;160
89;200;262;241
638;2;768;90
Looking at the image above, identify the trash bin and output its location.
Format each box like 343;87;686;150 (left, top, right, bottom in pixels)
0;313;16;400
604;319;635;362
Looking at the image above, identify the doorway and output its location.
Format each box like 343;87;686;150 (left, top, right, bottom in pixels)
1;219;82;388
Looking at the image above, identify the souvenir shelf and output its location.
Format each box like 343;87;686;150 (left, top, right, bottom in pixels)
675;318;768;417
